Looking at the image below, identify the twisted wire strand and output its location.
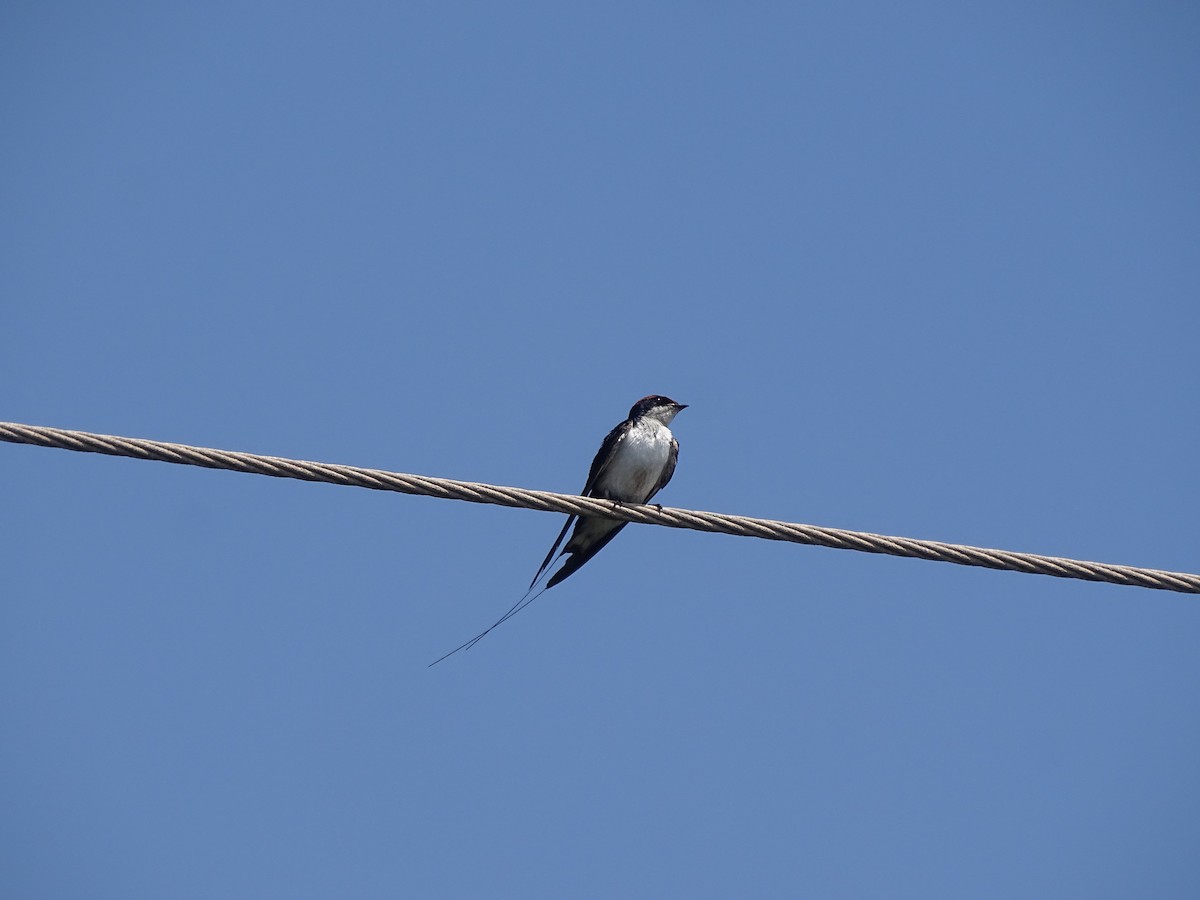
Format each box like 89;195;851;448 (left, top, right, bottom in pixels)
2;420;1196;594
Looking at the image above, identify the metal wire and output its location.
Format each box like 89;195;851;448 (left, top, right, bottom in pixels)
2;420;1196;594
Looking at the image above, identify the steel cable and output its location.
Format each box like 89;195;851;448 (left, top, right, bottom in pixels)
2;420;1196;594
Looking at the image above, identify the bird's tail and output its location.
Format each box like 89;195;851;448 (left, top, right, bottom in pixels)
428;582;551;666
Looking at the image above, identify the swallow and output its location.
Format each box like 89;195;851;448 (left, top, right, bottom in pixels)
431;395;687;664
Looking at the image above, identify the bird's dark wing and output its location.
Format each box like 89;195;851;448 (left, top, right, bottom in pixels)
579;419;630;499
545;522;628;589
528;418;631;588
644;435;679;503
529;513;575;589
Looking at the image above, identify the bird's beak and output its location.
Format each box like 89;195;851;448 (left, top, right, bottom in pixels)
676;403;688;410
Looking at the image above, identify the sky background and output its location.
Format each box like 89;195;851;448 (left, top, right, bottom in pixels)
3;2;1199;897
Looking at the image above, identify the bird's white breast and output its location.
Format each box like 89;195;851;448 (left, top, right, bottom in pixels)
600;419;674;502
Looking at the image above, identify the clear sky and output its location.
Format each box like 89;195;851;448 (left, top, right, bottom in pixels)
3;3;1198;897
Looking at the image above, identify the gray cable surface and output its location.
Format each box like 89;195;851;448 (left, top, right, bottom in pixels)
2;420;1196;594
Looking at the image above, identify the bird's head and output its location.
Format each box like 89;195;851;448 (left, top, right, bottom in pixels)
629;395;688;425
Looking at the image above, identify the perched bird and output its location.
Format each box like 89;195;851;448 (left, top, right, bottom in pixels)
431;395;687;664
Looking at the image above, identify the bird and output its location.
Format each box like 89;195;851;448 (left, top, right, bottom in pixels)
430;395;687;664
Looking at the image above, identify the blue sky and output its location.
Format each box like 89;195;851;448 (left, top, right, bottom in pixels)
3;2;1198;897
